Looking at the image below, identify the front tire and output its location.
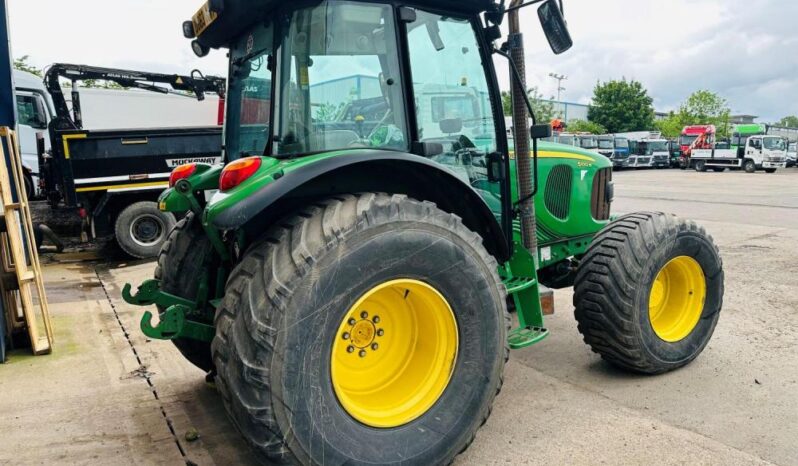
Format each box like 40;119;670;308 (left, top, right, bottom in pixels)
115;201;176;259
744;159;756;173
573;212;723;374
213;193;509;465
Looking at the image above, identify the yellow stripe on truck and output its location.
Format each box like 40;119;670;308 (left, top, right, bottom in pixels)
62;133;88;159
75;181;168;193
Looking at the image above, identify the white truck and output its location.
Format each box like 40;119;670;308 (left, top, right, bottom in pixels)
627;137;670;168
691;131;787;173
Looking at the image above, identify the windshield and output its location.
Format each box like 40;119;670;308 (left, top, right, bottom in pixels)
679;135;697;146
579;136;598;149
558;135;576;146
647;141;668;153
597;138;613;149
274;1;407;155
763;137;785;151
226;22;274;160
614;138;628;148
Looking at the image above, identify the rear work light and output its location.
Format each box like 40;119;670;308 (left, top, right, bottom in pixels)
169;163;197;187
220;157;262;191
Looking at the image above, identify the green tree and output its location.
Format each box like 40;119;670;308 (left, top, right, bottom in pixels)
13;55;42;77
778;115;798;127
659;90;732;138
567;119;606;134
655;112;687;138
587;79;655;133
501;86;557;122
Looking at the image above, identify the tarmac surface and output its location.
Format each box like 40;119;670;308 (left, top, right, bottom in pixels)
1;168;797;465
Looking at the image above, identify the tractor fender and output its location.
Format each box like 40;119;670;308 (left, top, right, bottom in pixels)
210;151;510;261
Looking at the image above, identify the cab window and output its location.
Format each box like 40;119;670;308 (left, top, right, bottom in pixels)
17;94;48;129
275;1;407;155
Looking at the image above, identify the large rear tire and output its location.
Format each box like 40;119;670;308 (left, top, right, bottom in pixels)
115;201;176;259
154;212;215;372
573;212;723;374
213;193;509;465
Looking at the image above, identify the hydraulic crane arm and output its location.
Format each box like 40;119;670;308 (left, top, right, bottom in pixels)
44;63;226;130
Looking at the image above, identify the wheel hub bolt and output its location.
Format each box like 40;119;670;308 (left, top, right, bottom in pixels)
346;345;355;353
342;332;350;340
348;318;357;326
372;316;380;324
359;349;367;358
376;329;384;337
371;343;379;350
360;311;368;319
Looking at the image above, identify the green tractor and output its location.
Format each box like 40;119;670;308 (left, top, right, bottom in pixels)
124;0;724;463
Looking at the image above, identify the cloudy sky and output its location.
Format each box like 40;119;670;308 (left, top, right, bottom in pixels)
7;0;797;122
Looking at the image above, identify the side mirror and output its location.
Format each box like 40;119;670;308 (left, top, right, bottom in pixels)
538;0;573;55
530;124;552;139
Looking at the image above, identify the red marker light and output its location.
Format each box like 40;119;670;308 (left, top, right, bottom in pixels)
169;163;197;187
219;157;262;191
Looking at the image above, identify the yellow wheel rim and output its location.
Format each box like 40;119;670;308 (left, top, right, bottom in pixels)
648;256;707;342
330;279;458;428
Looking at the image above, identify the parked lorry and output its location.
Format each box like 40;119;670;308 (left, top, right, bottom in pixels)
691;123;787;173
578;133;598;152
14;70;55;199
123;1;724;463
628;137;671;168
596;134;614;158
41;64;226;257
678;124;715;169
610;135;630;168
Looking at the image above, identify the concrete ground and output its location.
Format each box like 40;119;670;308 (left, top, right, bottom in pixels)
1;168;797;465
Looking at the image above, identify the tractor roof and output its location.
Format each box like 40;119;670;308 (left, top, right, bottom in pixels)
194;0;498;49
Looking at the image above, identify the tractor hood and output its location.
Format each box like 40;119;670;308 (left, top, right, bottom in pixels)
190;0;500;50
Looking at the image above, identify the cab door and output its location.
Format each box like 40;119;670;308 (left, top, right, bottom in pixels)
402;9;506;219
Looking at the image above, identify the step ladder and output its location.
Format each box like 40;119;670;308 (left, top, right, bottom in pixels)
0;127;52;355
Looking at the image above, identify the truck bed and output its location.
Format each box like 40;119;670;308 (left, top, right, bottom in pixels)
51;125;222;204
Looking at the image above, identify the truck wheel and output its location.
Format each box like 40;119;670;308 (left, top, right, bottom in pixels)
213;193;509;464
744;159;756;173
573;212;723;374
764;168;777;174
153;212;216;372
114;201;176;259
23;172;34;200
694;160;707;172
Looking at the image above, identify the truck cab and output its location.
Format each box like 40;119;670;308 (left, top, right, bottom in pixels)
628;138;670;168
578;134;598;152
745;136;787;171
596;135;614;158
555;132;578;147
611;136;629;168
14;70;56;198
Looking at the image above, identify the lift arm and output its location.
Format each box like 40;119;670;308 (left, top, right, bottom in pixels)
43;63;226;129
